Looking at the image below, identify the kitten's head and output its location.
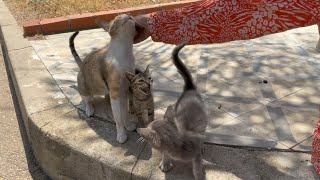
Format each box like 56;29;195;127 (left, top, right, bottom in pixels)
137;125;162;149
137;112;177;150
126;66;153;100
164;104;175;120
137;119;199;157
97;14;139;40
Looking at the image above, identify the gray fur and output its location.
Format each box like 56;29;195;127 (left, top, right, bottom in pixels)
137;44;207;180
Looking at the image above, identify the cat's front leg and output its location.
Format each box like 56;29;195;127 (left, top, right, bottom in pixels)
133;102;145;127
122;88;136;132
147;108;154;122
192;154;206;180
142;109;149;127
135;111;144;127
159;154;173;172
128;91;135;114
127;92;139;129
110;96;127;143
109;80;132;143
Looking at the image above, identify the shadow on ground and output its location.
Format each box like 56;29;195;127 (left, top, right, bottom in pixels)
1;43;50;179
76;97;152;161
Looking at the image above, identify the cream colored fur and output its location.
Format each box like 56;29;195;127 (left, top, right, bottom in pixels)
70;14;139;144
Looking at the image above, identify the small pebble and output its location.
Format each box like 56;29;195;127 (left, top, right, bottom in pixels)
263;80;268;83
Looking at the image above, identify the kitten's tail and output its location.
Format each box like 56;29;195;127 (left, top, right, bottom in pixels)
69;31;82;67
172;43;196;91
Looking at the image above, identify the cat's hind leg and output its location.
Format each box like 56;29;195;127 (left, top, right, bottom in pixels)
82;96;94;117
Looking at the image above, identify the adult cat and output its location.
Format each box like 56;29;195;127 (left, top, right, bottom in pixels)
69;14;140;143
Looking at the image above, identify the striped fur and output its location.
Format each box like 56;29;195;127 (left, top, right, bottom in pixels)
126;66;154;127
69;31;82;67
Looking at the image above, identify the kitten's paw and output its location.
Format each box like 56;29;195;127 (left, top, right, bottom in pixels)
85;104;94;117
125;121;137;131
159;160;173;172
117;132;128;144
195;173;207;180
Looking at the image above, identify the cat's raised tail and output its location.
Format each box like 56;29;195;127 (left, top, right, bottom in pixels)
172;43;196;91
69;31;82;67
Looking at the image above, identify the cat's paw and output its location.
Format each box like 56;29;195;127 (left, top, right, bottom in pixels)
125;121;137;131
117;132;128;144
159;160;173;172
85;104;94;117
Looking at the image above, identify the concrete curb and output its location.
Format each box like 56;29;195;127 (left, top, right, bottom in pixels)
0;1;208;179
22;0;201;37
0;1;165;179
2;0;319;179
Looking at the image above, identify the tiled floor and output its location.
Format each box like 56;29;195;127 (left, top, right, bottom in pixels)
30;25;320;151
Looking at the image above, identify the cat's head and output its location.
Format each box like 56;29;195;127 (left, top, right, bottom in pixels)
97;14;140;40
137;125;162;149
137;109;177;150
126;66;153;100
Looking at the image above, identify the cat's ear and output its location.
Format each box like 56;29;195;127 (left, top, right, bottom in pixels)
144;65;150;74
125;72;135;82
164;104;175;119
96;19;118;36
108;20;118;36
96;19;110;31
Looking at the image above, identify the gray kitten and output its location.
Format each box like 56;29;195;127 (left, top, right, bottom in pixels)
137;44;207;180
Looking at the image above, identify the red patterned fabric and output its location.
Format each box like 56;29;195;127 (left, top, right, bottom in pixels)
312;106;320;175
147;0;320;45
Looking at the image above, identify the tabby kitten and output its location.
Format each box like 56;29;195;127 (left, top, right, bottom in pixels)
126;66;154;127
137;44;207;180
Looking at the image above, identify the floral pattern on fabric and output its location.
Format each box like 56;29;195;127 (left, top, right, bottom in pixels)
148;0;320;44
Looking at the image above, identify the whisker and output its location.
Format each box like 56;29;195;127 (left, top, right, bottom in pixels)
136;136;144;143
137;138;146;147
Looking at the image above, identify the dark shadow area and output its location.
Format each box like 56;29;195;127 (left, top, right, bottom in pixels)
162;144;318;180
76;96;152;160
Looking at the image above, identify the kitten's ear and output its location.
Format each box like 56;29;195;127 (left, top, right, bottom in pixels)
164;104;175;119
125;72;135;82
144;65;150;74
